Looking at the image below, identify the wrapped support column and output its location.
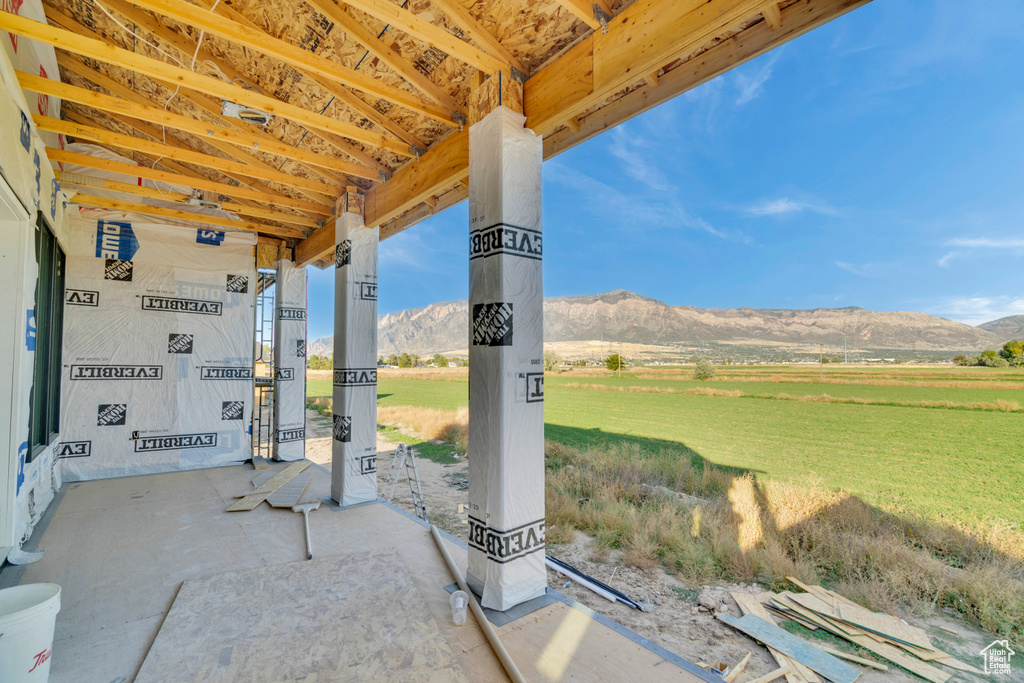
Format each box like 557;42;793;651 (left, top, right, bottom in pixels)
332;189;379;505
273;259;307;461
466;105;546;611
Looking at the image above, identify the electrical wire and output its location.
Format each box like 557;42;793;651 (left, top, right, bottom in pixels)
93;0;186;68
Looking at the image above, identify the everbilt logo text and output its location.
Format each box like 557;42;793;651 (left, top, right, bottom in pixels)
97;404;127;426
201;367;253;380
359;454;376;475
333;368;377;387
275;368;294;381
470;223;542;261
468;517;545;564
277;308;306;321
66;289;98;306
276;428;304;443
56;441;91;458
135;433;217;452
473;302;514;347
143;296;222;316
359;282;377;301
71;365;163;380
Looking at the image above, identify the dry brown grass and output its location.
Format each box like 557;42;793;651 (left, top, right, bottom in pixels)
377;405;469;453
545;439;1024;643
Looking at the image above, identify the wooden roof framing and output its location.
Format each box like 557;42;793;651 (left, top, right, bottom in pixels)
0;0;870;250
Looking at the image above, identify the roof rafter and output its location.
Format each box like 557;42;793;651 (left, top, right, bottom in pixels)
123;0;454;126
428;0;526;74
552;0;612;32
339;0;506;74
304;0;464;116
0;11;416;158
48;148;334;216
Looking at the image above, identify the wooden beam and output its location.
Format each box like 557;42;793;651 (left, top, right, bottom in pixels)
644;69;660;88
36;115;339;199
0;10;416;158
192;0;425;149
553;0;604;31
429;0;526;74
339;0;505;74
81;0;385;177
295;0;872;263
54;172;320;230
48;148;333;217
305;0;465;116
25;67;378;184
67;192;303;238
762;2;783;30
526;0;781;135
123;0;452;126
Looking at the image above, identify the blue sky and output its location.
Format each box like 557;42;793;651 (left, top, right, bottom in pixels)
305;0;1024;341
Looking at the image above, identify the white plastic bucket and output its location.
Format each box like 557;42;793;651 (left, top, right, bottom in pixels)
0;584;61;682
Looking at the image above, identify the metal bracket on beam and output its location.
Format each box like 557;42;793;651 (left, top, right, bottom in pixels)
593;4;611;34
379;169;393;182
410;145;427;162
452;110;467;132
509;66;529;84
317;218;326;229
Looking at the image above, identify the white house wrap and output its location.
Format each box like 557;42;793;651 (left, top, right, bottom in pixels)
332;209;379;505
58;208;255;481
273;260;307;461
466;107;546;611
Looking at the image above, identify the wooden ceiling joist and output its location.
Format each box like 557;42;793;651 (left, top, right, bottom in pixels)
762;2;784;30
428;0;526;74
554;0;612;31
21;69;380;183
55;172;321;230
36;115;340;199
73;0;385;178
303;0;464;117
48;148;333;216
192;0;425;150
68;192;303;238
0;11;415;159
123;0;454;126
339;0;506;74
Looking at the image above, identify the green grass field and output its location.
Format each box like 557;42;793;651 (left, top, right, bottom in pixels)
308;367;1023;526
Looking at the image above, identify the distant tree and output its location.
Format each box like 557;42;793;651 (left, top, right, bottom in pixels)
398;353;413;368
307;354;332;370
432;353;449;367
1000;340;1024;366
981;355;1009;368
386;354;399;366
605;354;624;371
544;350;562;371
693;359;716;380
953;355;968;366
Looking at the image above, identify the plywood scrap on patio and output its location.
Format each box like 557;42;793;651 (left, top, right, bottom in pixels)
134;549;469;682
225;460;308;511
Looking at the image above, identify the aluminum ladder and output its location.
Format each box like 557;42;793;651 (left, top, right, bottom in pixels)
383;443;428;522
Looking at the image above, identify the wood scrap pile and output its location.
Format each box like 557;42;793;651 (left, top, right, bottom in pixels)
226;461;312;511
717;577;985;683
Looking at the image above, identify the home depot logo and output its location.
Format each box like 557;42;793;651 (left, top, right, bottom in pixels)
55;441;91;458
97;404;127;426
468;516;545;564
226;274;249;293
71;365;163;380
142;296;222;316
104;259;133;282
333;414;352;442
296;339;305;358
66;289;99;306
335;239;351;268
333;368;376;387
358;282;377;301
201;367;253;380
275;368;294;381
472;303;513;346
221;401;244;420
470;223;542;261
277;307;306;321
276;428;304;443
135;433;217;452
167;333;194;354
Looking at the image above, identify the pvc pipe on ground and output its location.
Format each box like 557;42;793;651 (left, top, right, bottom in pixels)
429;525;526;683
544;557;618;603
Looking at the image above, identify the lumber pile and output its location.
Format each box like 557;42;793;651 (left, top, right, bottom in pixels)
718;578;985;683
225;461;311;511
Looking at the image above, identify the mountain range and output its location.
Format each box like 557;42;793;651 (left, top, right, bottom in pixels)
306;290;1018;359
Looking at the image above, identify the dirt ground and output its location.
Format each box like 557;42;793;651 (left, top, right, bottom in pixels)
302;409;995;682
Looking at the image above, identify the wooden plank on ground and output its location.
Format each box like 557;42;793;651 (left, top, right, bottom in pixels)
252;456;270;470
717;614;861;683
816;645;888;671
835;601;934;651
747;668;792;683
731;592;816;683
226;461;308;511
839;634;950;683
267;472;313;508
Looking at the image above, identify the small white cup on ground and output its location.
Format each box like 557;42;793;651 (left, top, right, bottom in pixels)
450;590;469;626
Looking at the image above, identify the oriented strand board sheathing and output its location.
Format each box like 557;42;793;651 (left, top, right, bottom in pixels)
134;550;470;682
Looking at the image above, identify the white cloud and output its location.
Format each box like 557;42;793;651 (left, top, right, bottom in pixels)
745;198;837;217
607;126;672;192
945;237;1024;248
835;261;869;277
734;51;782;106
931;296;1024;326
937;251;958;268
